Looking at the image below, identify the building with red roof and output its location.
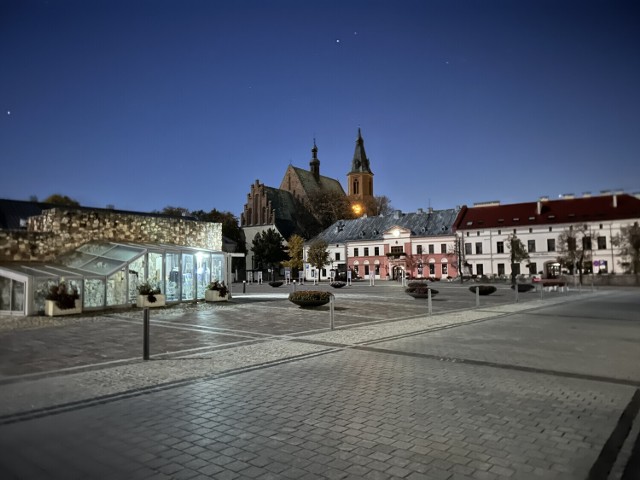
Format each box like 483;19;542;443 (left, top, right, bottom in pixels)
453;192;640;279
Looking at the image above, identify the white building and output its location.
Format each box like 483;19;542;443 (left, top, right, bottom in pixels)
453;192;640;279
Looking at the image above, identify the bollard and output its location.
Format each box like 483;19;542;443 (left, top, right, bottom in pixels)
540;283;543;300
476;286;480;307
515;283;519;303
293;280;297;292
329;294;335;330
143;308;150;360
428;288;432;316
242;280;246;293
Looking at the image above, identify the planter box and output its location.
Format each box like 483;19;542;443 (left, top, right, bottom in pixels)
205;290;229;302
45;299;82;317
136;294;166;308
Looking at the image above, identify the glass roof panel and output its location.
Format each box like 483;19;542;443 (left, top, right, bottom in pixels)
77;243;116;256
102;245;145;261
79;257;125;275
59;252;98;269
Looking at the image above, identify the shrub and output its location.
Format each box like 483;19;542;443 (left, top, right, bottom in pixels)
407;281;429;288
469;285;496;296
405;286;439;296
206;281;228;297
289;290;332;307
269;281;283;287
510;283;535;292
330;281;346;288
137;281;161;302
46;281;80;309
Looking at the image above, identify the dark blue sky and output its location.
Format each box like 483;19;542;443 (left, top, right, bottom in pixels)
1;0;639;216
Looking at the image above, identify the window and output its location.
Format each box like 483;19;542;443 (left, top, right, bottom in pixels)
527;240;536;252
364;247;369;256
475;242;483;254
547;239;555;252
513;229;517;234
428;244;434;254
465;243;472;255
364;265;369;275
374;247;380;256
583;237;592;250
529;228;533;233
529;262;537;274
442;264;448;275
597;236;607;249
568;237;576;250
441;244;447;254
476;264;484;276
549;227;553;232
477;232;480;236
429;264;435;275
391;246;403;254
417;245;423;254
335;252;340;261
497;241;504;254
498;230;501;235
512;263;521;275
354;248;359;257
497;263;505;276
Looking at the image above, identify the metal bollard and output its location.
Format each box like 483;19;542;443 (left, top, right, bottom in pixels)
143;308;150;360
428;289;432;316
243;280;246;293
540;284;543;300
515;283;519;303
475;286;480;307
329;294;335;330
293;280;297;292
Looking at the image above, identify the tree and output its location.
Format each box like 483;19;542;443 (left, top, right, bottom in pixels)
282;234;304;275
158;206;191;217
191;209;246;253
307;240;329;281
43;194;80;206
373;195;394;216
251;228;288;277
557;225;592;285
612;222;640;281
309;190;355;229
507;234;530;285
446;236;466;284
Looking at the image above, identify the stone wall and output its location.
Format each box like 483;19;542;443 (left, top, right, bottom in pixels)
0;208;222;262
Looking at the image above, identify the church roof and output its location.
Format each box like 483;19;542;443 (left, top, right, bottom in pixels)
349;128;373;174
311;208;460;244
290;166;346;196
262;186;321;239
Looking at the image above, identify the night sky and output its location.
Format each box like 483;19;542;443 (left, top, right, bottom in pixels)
1;0;639;217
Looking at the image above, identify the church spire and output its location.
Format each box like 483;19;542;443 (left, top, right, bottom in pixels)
350;128;372;174
310;138;320;180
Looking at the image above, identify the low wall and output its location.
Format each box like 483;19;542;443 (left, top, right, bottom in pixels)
0;208;222;262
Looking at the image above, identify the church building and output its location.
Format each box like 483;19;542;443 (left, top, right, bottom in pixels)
240;130;376;278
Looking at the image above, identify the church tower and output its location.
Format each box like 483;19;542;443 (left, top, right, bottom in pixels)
347;128;374;216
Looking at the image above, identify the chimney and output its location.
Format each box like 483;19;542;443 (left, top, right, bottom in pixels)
582;191;591;198
539;196;549;202
393;210;402;220
613;194;617;208
537;201;542;215
416;208;424;214
561;193;575;199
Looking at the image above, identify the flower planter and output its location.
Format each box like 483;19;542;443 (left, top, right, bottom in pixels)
289;291;331;308
136;294;166;308
269;281;284;288
205;290;229;302
45;299;82;317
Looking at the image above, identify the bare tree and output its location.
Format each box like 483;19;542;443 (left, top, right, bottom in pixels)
556;225;593;285
612;221;640;282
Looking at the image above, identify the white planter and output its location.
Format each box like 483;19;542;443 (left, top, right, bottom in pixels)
45;299;82;317
205;290;228;302
136;294;166;308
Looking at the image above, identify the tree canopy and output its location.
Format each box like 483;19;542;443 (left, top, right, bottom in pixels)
251;228;288;271
43;194;80;206
308;190;355;230
507;234;530;285
282;234;304;274
307;240;329;280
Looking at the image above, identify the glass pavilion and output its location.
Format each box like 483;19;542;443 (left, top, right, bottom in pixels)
0;242;227;316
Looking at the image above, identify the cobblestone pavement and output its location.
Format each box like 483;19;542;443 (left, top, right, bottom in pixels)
0;285;638;479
